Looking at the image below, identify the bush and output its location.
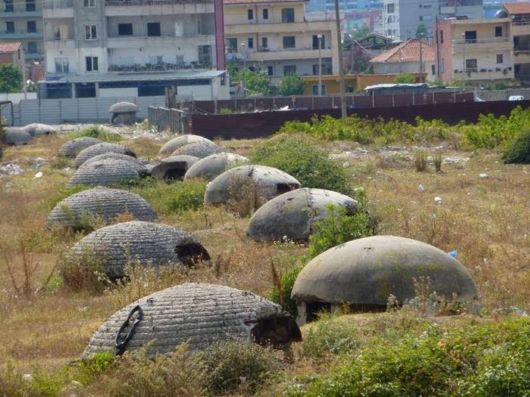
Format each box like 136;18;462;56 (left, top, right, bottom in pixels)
279;75;305;96
302;318;360;358
0;64;22;93
251;133;352;195
502;128;530;164
269;260;304;317
68;125;122;142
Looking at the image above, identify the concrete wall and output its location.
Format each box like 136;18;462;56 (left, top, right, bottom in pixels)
0;92;37;104
224;2;306;25
373;61;437;81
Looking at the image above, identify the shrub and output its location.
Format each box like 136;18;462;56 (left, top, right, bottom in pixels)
502;128;530;164
269;260;304;317
251;133;352;195
0;64;22;93
68;125;122;142
59;246;109;293
302;319;360;358
414;151;428;172
279;75;305;96
394;72;416;84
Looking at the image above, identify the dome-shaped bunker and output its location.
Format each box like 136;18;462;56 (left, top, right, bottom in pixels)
83;152;148;175
248;188;358;242
74;142;135;168
48;187;157;229
83;282;302;357
151;155;199;181
2;127;33;146
170;141;220;159
291;236;478;324
67;158;142;187
184;152;248;181
59;137;102;158
66;221;210;279
204;165;301;216
159;135;214;157
23;123;56;137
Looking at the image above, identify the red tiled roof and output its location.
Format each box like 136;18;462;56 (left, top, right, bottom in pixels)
370;39;434;64
0;42;22;54
503;3;530;15
224;0;305;4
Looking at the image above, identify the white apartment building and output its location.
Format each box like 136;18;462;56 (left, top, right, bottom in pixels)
40;0;229;100
224;0;339;81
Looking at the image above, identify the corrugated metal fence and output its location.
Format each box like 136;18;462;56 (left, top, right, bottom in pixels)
147;107;190;133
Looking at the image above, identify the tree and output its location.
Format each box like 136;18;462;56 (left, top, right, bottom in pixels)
238;70;272;96
416;23;428;38
352;23;370;40
279;75;304;96
395;73;416;83
0;64;22;93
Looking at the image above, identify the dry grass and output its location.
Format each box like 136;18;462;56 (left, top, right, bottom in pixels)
0;131;528;386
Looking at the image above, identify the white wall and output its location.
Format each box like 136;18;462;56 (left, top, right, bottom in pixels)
0;92;37;104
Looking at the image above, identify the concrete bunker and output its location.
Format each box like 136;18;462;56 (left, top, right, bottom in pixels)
291;235;478;324
109;102;138;125
23;123;56;137
159;134;214;158
204;165;301;216
248;188;358;242
67;158;143;187
83;282;302;358
151;155;199;181
74;142;136;168
67;221;210;279
184;152;249;181
59;137;102;158
2;127;33;146
170;141;220;159
48;187;158;229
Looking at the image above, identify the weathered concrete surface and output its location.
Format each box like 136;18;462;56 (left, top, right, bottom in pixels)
74;143;136;168
48;187;157;229
184;152;248;181
170;141;220;159
2;127;33;146
204;165;301;216
23;123;57;137
151;155;199;181
248;188;358;242
83;152;148;176
83;282;302;357
159;134;214;157
59;137;102;158
292;236;478;318
67;158;142;187
68;221;210;279
109;102;138;113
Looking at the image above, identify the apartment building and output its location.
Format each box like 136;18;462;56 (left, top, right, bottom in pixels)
434;17;513;83
503;3;530;85
383;0;483;41
40;0;229;100
224;0;339;81
0;0;43;61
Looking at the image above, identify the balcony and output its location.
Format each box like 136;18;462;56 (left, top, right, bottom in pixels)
452;37;512;52
0;10;42;18
44;39;75;50
107;61;211;73
0;31;42;40
514;50;530;65
105;0;213;16
453;67;514;80
42;0;74;17
107;34;214;49
225;20;333;35
235;47;333;62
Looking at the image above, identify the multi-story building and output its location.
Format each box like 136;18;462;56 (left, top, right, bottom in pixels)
0;0;43;62
434;17;513;83
503;3;530;85
40;0;229;100
224;0;339;81
383;0;483;41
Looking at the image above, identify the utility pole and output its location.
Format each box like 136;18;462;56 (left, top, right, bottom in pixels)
334;0;347;119
318;34;323;96
419;34;424;77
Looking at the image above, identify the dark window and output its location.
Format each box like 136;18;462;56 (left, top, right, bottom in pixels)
465;59;477;72
75;83;96;98
4;0;13;12
497;54;503;64
147;22;161;37
267;65;273;76
440;30;444;43
312;34;324;49
387;3;394;13
84;0;95;6
431;64;435;75
55;57;69;73
312;64;320;75
85;56;98;72
118;23;133;36
283;65;296;75
261;37;268;49
247;9;254;20
464;31;477;43
227;38;237;50
283;36;295;48
27;41;37;54
45;83;72;99
5;21;14;33
263;8;269;19
495;26;502;37
248;37;253;48
27;21;36;33
138;81;166;96
281;8;295;23
198;45;212;66
26;0;36;11
85;25;97;39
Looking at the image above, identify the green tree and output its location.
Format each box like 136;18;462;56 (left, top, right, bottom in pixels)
395;73;416;83
0;64;22;93
416;23;428;38
352;23;370;40
279;75;304;96
239;70;272;96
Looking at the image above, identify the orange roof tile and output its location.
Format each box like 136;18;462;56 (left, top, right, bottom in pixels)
370;39;434;64
503;2;530;15
0;42;22;54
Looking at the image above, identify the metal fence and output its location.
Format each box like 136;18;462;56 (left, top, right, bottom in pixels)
148;107;190;133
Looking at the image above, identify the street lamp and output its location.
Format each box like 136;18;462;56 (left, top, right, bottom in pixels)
317;34;323;96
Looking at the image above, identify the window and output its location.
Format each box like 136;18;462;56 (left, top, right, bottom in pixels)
495;26;502;37
227;38;237;51
248;37;254;49
198;45;212;66
267;65;273;76
27;41;37;54
465;59;477;72
283;65;296;75
147;22;161;37
85;25;97;40
431;64;435;75
387;3;394;13
85;56;99;72
281;8;295;23
261;37;268;49
497;54;503;64
26;0;36;11
5;21;14;33
75;83;96;98
312;84;326;95
464;31;477;43
263;8;269;19
439;30;444;43
55;57;69;73
283;36;295;48
118;23;133;36
4;0;13;12
84;0;96;7
312;64;320;75
312;35;325;49
27;21;36;33
247;9;254;20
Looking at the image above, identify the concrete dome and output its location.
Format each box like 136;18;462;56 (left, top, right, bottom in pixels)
23;123;56;137
170;141;220;159
48;187;157;229
74;142;136;168
83;282;302;357
59;137;102;158
67;158;142;187
67;221;210;279
291;235;478;323
204;165;301;216
83;152;148;175
248;188;358;242
159;135;214;157
184;152;248;181
2;127;33;146
109;101;138;113
151;155;199;181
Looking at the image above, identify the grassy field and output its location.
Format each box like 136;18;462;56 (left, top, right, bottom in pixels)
0;121;528;395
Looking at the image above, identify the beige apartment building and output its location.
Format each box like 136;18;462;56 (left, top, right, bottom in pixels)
504;3;530;85
224;0;339;81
